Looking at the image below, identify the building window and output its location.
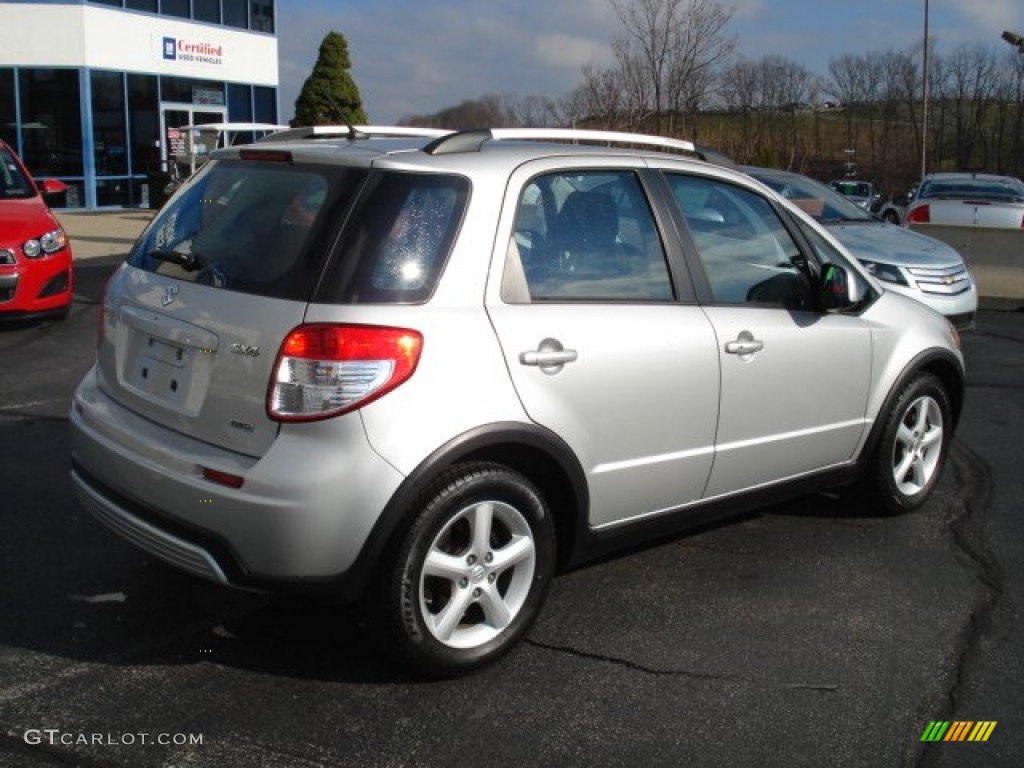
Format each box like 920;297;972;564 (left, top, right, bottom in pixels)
89;0;123;7
161;77;225;106
17;69;83;178
228;83;253;122
0;69;15;148
161;0;190;20
250;2;274;32
192;0;221;24
126;0;159;12
128;74;160;174
253;86;277;124
90;71;129;177
223;0;247;29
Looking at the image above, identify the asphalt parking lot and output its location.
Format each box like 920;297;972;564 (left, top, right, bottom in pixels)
1;214;1022;767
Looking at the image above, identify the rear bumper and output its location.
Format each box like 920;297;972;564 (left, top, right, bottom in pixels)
69;367;405;586
71;465;232;585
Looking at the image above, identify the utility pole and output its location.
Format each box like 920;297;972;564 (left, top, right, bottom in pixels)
921;0;929;180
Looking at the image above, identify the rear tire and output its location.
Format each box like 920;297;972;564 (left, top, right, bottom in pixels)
858;372;952;515
380;462;556;678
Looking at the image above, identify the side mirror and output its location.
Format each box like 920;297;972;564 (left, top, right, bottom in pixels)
37;178;68;208
817;262;860;311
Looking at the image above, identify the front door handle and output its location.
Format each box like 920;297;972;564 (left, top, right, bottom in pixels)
519;338;577;375
724;331;764;356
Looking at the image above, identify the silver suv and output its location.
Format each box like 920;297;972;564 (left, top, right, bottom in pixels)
70;127;965;677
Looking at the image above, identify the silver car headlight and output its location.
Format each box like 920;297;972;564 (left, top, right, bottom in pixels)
860;260;908;286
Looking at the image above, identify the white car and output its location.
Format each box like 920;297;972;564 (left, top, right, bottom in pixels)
905;173;1024;229
829;179;877;210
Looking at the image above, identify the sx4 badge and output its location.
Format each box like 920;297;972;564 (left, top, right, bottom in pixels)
231;343;260;357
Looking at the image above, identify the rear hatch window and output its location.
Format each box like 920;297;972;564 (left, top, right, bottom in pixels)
104;159;365;458
128;158;364;299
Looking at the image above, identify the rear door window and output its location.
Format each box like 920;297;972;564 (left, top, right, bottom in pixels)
503;170;674;302
128;159;365;300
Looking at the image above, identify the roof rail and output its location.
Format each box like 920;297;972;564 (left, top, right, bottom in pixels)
259;125;453;143
421;127;734;166
493;128;698;154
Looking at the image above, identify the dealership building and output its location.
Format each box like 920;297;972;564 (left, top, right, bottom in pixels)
0;0;280;208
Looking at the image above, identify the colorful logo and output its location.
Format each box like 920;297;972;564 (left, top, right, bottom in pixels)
921;721;997;742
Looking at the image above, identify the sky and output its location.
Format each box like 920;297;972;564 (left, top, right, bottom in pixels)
275;0;1024;124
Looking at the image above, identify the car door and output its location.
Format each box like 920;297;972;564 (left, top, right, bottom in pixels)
662;171;873;498
486;164;720;529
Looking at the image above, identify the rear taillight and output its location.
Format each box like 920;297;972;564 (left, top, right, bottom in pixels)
267;324;423;422
905;204;930;224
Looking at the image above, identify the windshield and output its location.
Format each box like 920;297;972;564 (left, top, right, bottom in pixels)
830;180;872;198
0;144;37;201
747;169;874;224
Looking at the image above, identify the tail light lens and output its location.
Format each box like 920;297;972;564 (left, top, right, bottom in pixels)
906;204;930;224
268;324;423;422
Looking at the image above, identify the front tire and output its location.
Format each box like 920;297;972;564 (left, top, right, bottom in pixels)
381;463;556;678
859;372;952;515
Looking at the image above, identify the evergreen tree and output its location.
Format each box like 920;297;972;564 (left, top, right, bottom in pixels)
292;32;368;126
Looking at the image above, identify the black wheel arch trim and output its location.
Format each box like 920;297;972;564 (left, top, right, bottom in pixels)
338;421;590;601
856;346;965;477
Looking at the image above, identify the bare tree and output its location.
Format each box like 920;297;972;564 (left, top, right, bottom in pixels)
398;94;515;130
610;0;736;133
718;58;763;160
991;49;1024;173
512;94;564;128
941;44;1000;169
716;55;819;166
563;64;634;129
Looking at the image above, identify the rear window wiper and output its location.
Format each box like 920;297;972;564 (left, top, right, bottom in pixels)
148;248;207;272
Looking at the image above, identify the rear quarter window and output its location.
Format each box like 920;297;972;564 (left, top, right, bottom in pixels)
315;171;470;304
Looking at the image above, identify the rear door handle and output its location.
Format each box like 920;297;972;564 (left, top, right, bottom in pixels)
519;338;577;374
724;331;764;356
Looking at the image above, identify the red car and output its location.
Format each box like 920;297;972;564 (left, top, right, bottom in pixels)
0;138;73;320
